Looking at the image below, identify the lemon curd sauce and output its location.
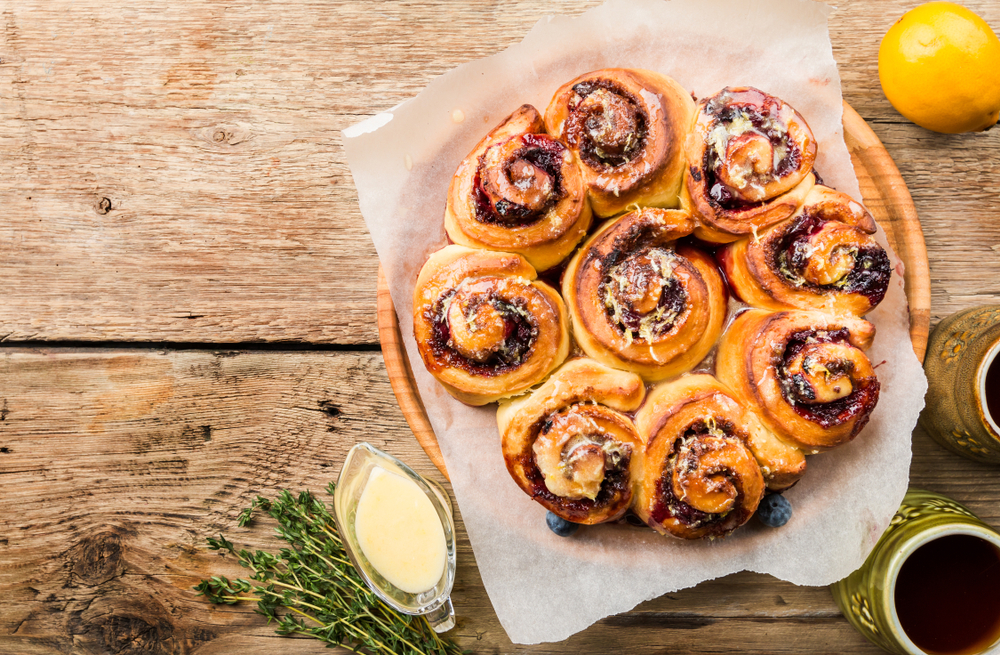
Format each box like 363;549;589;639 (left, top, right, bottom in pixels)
354;467;447;594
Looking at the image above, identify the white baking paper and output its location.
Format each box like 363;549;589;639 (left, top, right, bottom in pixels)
344;0;927;644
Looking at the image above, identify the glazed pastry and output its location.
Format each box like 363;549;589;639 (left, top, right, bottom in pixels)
633;375;777;539
718;185;892;315
445;105;593;272
497;359;645;524
544;68;696;218
413;245;570;406
716;309;880;452
683;87;817;243
562;207;726;381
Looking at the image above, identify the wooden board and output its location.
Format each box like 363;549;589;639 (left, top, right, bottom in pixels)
378;102;932;479
1;349;997;655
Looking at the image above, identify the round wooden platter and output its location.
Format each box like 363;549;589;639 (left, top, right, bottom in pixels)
376;102;932;480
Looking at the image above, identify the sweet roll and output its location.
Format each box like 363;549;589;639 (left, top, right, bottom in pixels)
544;68;695;218
715;309;880;452
683;87;817;243
445;105;593;272
562;207;726;381
718;185;892;315
413;245;570;406
633;375;775;539
497;359;645;524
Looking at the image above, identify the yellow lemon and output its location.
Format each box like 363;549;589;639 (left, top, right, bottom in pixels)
879;1;1000;133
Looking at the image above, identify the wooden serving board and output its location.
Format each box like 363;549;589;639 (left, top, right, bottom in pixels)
376;102;932;480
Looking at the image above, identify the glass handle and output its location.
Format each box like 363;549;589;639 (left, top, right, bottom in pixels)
423;597;455;633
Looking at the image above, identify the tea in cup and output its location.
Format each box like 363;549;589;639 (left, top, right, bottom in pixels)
831;489;1000;655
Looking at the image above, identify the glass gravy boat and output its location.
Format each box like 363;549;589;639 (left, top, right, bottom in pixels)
332;442;456;632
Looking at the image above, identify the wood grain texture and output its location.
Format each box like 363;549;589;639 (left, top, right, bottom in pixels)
0;349;997;655
0;0;997;344
385;104;930;479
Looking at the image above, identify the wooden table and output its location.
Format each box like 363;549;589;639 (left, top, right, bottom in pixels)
1;1;998;653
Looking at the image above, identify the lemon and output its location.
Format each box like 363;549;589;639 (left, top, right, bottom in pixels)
879;1;1000;133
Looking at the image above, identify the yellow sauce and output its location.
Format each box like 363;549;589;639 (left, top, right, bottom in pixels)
354;467;447;594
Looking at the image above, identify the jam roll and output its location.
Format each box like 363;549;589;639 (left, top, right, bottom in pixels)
683;87;817;243
544;68;695;218
633;375;783;539
445;105;592;272
413;245;570;406
718;185;892;315
497;359;645;524
716;309;880;452
562;207;726;381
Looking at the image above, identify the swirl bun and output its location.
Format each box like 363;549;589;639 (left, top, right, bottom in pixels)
633;375;774;539
413;245;570;405
716;309;880;452
562;207;726;381
545;69;696;218
718;185;892;315
498;359;645;524
683;87;817;243
446;105;593;272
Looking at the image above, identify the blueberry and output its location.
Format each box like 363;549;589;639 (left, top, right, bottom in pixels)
546;511;580;537
757;493;793;528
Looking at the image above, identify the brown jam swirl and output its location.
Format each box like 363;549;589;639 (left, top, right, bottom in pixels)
778;329;880;428
648;420;743;534
564;79;648;170
774;212;891;305
426;290;538;376
473;134;567;227
701;101;802;211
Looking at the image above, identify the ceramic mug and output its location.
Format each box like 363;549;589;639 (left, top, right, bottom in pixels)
920;305;1000;464
831;489;1000;655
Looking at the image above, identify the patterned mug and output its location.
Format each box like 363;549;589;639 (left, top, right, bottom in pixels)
920;305;1000;463
830;489;1000;655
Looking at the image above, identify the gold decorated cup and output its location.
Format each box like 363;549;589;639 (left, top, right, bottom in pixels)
920;305;1000;463
831;489;1000;655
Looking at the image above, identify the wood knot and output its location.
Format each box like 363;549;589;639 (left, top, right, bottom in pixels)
95;197;113;215
197;122;252;148
95;613;173;655
66;575;187;655
70;528;132;585
318;401;342;432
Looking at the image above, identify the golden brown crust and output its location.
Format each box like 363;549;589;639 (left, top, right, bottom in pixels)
497;358;645;524
718;185;891;316
715;309;880;452
445;105;593;272
562;207;725;381
544;69;695;218
683;87;817;243
413;245;570;405
633;375;771;539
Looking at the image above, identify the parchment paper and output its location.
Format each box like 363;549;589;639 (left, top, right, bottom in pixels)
344;0;927;644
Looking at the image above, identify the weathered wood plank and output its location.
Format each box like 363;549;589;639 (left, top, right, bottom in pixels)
1;0;998;344
0;349;996;653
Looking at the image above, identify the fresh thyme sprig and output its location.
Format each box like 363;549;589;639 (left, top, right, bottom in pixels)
195;482;464;655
